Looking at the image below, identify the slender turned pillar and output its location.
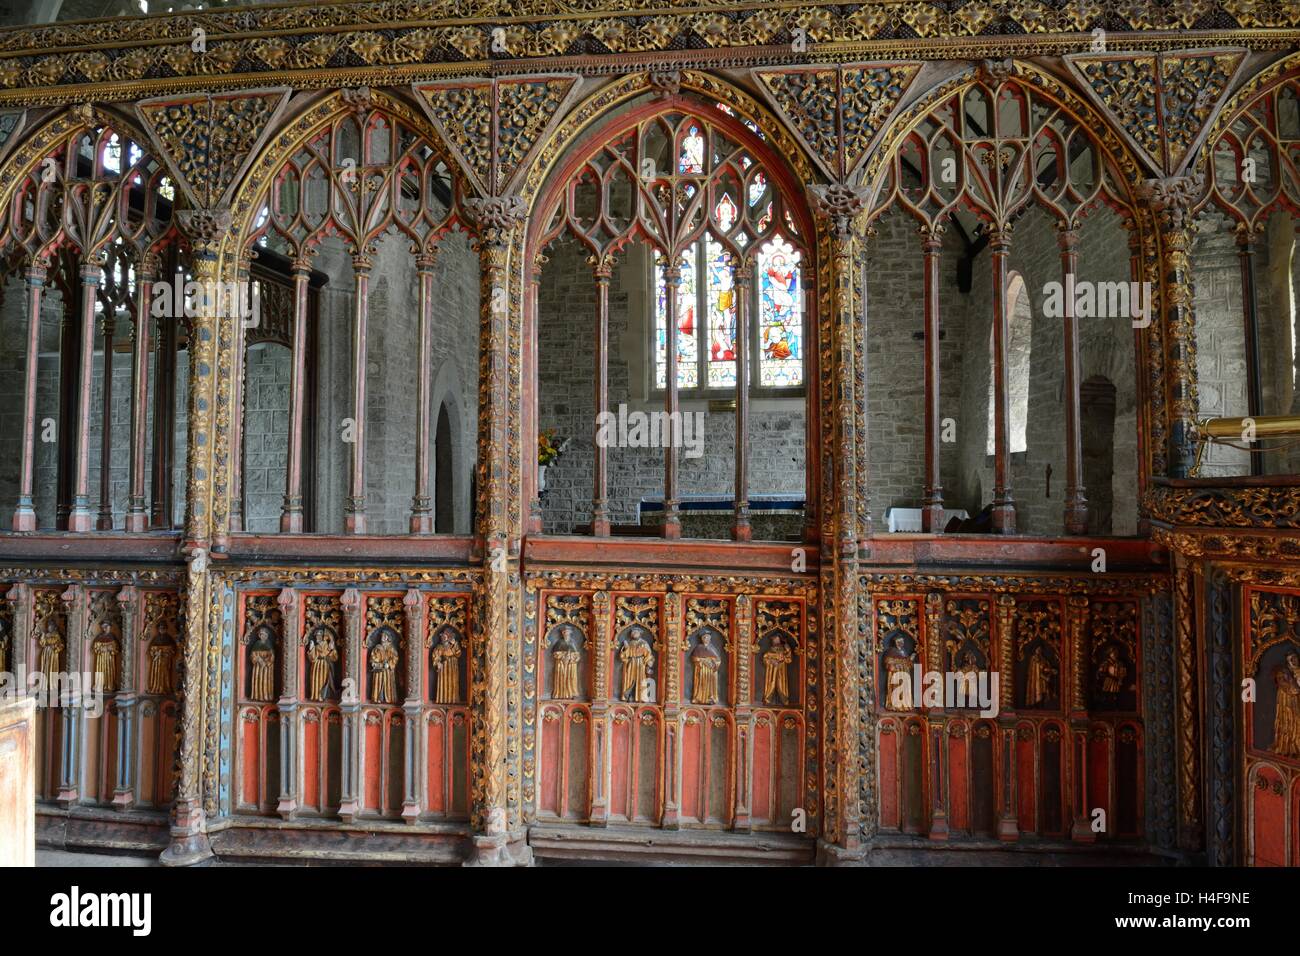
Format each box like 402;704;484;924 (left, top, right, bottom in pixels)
1066;595;1093;841
857;229;875;548
125;255;156;531
410;254;438;533
733;265;753;541
662;260;683;539
988;225;1016;534
281;258;313;532
112;586;139;810
526;254;546;535
344;254;371;534
95;312;116;530
1059;226;1089;534
1237;228;1265;476
276;587;302;819
592;257;613;536
13;262;48;531
401;588;425;823
227;259;252;537
920;226;945;533
69;261;102;532
151;269;178;529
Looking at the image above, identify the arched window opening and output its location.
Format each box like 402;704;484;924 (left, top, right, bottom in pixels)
1081;376;1117;535
534;101;811;541
987;272;1030;456
435;402;454;534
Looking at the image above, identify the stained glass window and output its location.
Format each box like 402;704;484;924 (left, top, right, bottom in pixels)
757;237;803;388
654;253;698;389
678;125;704;174
706;238;737;388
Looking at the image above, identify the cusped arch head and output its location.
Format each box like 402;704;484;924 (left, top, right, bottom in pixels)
520;71;822;267
226;88;468;271
0;104;178;269
1196;50;1300;229
863;61;1148;232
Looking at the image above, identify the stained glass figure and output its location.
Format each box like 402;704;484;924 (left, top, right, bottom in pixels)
757;237;803;388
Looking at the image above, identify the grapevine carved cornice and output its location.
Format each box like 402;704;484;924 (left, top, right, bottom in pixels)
1144;482;1300;529
2;3;1296;102
1153;527;1300;563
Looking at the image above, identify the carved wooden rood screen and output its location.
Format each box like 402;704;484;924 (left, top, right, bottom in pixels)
0;0;1298;869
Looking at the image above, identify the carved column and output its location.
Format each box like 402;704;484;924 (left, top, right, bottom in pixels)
112;586;139;810
162;210;229;866
1058;226;1089;534
225;254;251;541
1140;176;1204;477
592;255;612;537
338;587;363;823
344;252;372;534
1173;553;1202;850
410;254;438;533
125;254;157;532
661;262;683;539
927;592;949;840
402;588;426;823
276;587;301;820
920;224;945;533
733;595;753;832
56;585;83;807
13;261;47;531
68;261;102;532
733;264;753;541
589;591;610;826
810;184;866;858
464;194;530;865
661;591;682;829
1066;595;1093;841
988;224;1016;533
526;253;546;535
281;255;313;532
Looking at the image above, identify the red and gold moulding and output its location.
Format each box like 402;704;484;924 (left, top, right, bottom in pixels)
1145;481;1300;531
2;1;1300;105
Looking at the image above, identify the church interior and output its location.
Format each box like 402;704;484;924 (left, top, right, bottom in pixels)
0;0;1297;868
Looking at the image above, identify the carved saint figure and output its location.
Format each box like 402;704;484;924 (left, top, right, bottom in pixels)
429;628;462;705
307;627;339;701
369;631;399;704
249;626;276;702
91;620;120;694
882;636;915;712
762;633;793;705
619;626;654;703
147;638;176;696
1271;652;1300;759
1097;646;1127;697
690;631;721;705
1024;645;1056;708
551;625;581;700
38;620;64;681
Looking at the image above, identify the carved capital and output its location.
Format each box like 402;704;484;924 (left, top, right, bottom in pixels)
177;208;232;259
808;183;870;240
466;194;528;246
1138;175;1205;232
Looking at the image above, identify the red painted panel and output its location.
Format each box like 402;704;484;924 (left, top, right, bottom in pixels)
681;712;703;822
241;711;260;807
427;713;447;814
539;707;562;817
363;712;382;812
610;710;632;820
1088;733;1111;832
636;710;659;822
157;704;177;805
302;710;321;810
879;722;899;830
948;727;969;832
1016;728;1035;833
1252;766;1287;867
753;715;774;825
